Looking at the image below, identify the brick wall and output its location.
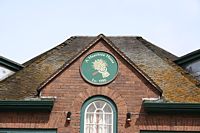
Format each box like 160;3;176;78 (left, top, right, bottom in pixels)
0;40;199;133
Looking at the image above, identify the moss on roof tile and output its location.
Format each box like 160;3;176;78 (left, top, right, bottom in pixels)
0;35;199;103
109;37;199;103
0;36;95;100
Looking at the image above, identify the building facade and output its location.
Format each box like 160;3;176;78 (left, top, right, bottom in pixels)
0;34;199;133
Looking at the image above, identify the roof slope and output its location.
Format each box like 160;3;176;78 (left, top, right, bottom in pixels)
136;37;178;61
0;35;199;102
109;37;200;102
0;36;95;99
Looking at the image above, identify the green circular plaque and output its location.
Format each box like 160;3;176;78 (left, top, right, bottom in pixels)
80;51;118;85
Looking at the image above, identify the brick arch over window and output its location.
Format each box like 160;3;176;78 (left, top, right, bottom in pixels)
70;87;128;132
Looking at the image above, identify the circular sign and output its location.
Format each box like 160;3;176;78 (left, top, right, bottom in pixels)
80;51;118;85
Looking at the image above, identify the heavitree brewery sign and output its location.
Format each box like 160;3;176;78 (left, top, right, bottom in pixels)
80;51;118;85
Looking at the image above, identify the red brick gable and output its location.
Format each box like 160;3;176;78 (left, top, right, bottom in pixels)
1;36;200;133
40;39;160;132
1;34;198;102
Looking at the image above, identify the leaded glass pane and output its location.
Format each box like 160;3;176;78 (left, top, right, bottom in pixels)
105;114;112;124
86;114;94;123
96;111;103;124
104;125;112;133
84;100;113;133
103;104;112;113
94;101;105;108
95;124;103;133
87;103;96;112
86;125;94;133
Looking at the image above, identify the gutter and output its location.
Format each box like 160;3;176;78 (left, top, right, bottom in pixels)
143;100;200;114
174;49;200;66
0;99;54;112
0;56;24;72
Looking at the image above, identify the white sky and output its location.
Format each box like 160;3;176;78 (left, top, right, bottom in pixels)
0;0;200;63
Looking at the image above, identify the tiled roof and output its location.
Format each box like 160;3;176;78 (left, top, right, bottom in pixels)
0;36;95;99
0;34;199;102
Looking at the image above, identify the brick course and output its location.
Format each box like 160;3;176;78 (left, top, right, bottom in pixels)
0;40;199;132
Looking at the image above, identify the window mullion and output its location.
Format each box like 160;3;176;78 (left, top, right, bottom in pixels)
83;98;115;133
103;109;105;133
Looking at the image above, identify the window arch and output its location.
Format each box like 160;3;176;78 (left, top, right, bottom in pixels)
80;96;117;133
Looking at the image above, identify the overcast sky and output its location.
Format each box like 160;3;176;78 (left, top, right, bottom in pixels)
0;0;200;63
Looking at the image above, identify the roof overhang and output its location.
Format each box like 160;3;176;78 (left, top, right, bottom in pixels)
0;99;54;112
143;100;200;114
174;49;200;66
0;56;24;72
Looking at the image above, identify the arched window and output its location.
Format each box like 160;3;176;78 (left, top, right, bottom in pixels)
80;96;117;133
